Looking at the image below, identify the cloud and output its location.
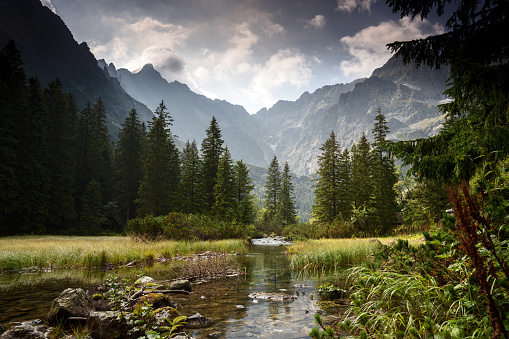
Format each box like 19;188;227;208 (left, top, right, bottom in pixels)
247;49;312;109
211;23;259;80
40;0;57;14
335;0;376;13
128;46;185;74
306;15;326;30
339;16;445;79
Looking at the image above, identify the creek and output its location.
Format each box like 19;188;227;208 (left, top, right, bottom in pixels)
0;239;348;338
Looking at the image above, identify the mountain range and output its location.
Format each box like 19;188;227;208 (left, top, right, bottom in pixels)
1;0;449;176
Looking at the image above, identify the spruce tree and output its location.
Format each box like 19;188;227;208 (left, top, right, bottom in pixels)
200;116;224;212
313;131;342;224
212;147;236;219
370;109;398;234
233;160;255;224
278;162;297;226
179;140;202;214
264;155;281;221
137;103;180;216
115;108;145;224
350;133;372;233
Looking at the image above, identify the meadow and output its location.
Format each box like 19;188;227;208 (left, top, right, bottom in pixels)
0;236;247;271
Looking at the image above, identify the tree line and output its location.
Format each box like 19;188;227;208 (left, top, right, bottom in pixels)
312;108;399;236
0;40;299;236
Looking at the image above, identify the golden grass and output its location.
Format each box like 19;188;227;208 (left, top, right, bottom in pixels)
288;234;425;272
0;236;246;271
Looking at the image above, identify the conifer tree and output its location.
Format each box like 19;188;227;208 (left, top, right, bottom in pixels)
179;140;202;214
370;109;398;234
233;160;255;224
137;102;180;216
79;179;103;235
313;131;343;224
350;133;372;233
278;162;297;226
115;108;145;223
212;147;236;219
264;155;281;221
200;116;224;212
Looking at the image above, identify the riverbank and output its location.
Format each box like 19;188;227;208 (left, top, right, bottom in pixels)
0;236;247;272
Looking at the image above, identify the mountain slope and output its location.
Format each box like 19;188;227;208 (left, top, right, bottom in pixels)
254;55;450;174
0;0;153;139
101;61;273;167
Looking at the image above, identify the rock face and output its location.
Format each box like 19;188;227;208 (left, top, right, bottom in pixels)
0;319;51;339
47;288;92;324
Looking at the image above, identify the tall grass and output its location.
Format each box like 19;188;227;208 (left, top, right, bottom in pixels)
288;239;378;272
0;236;247;271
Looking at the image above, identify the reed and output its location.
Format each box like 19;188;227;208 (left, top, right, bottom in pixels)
0;236;246;271
288;238;378;272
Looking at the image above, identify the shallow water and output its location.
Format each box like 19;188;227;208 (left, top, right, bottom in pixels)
0;240;347;338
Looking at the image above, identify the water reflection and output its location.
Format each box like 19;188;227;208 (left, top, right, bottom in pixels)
0;242;347;338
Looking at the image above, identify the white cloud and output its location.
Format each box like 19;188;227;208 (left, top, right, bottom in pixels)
306;15;326;30
339;16;445;79
335;0;376;13
247;49;312;109
211;23;259;80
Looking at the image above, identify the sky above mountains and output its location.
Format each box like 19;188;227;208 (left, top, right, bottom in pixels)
42;0;446;114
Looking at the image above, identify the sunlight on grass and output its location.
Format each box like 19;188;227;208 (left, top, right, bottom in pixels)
0;236;247;271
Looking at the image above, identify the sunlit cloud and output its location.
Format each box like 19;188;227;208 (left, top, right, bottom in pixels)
306;15;326;30
247;49;312;110
339;16;445;79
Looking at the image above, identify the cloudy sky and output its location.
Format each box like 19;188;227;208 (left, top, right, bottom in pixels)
42;0;445;114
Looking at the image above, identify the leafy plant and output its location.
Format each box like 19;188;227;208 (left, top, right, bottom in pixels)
317;283;345;300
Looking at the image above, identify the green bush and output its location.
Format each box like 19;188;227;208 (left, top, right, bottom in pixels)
126;213;255;241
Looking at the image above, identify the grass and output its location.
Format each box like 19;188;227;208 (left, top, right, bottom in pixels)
288;234;425;273
0;236;247;272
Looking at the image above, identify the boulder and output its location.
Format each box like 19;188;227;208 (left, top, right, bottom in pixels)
169;279;192;292
185;313;210;329
134;293;177;310
248;292;296;302
47;288;92;324
134;276;155;285
87;311;130;339
0;319;51;339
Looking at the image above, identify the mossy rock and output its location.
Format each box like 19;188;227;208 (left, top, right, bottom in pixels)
133;293;177;310
92;293;103;300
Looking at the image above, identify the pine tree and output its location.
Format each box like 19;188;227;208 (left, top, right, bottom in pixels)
278;162;297;226
200;116;224;212
264;155;281;221
44;81;78;233
179;140;202;214
233;160;255;224
350;133;372;233
79;179;103;235
115;108;145;224
313;131;343;224
212;147;236;219
370;109;398;234
137;103;180;216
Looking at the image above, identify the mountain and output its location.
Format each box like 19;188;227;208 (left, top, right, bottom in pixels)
254;55;450;174
100;60;273;167
0;0;153;139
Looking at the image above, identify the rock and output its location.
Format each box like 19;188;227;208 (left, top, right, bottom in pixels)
134;293;177;310
47;288;92;324
248;292;296;302
134;276;155;285
169;279;192;292
152;307;181;326
185;313;210;329
368;238;382;248
0;319;51;339
87;311;129;339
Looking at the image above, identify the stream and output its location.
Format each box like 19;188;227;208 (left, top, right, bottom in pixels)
0;239;348;338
